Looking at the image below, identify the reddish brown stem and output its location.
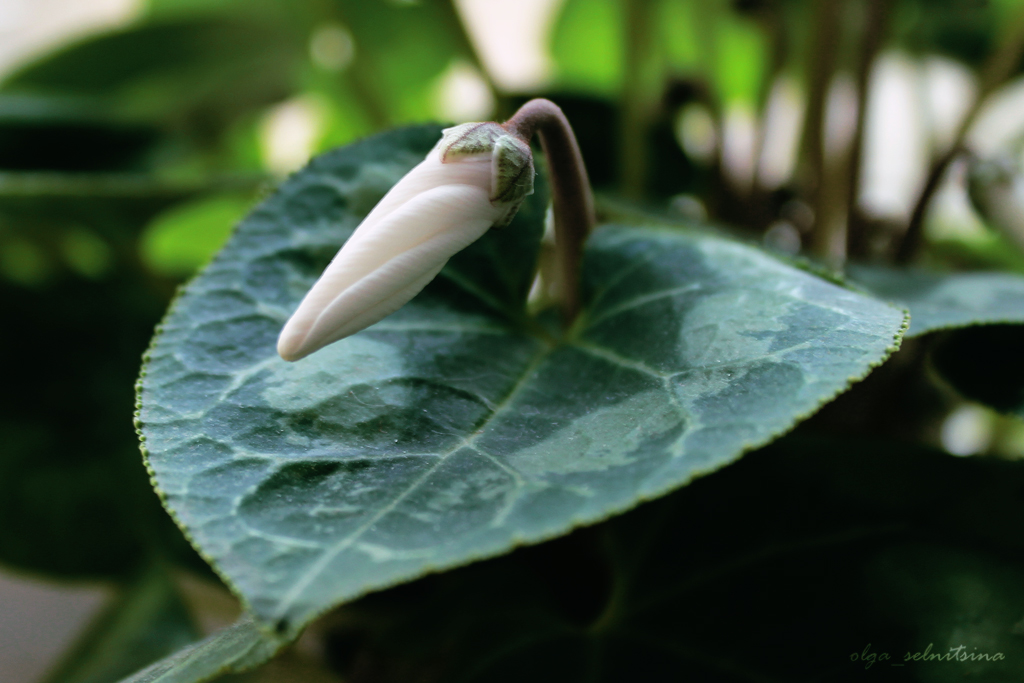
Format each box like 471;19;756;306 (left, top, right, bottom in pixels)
503;98;596;326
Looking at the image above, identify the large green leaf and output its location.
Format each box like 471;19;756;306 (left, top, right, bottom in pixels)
849;266;1024;337
136;125;904;651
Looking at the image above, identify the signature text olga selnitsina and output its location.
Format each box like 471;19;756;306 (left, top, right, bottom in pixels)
850;643;1006;670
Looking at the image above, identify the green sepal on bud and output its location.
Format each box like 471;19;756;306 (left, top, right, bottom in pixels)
438;122;505;161
438;122;535;227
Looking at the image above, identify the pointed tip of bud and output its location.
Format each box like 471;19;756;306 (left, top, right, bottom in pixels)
276;179;504;361
277;324;311;362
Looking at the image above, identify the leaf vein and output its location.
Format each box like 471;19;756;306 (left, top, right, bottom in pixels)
588;284;705;327
268;343;551;621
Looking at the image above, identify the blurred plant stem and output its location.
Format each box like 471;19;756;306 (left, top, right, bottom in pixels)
896;4;1024;264
0;172;267;198
751;0;789;194
803;0;842;263
620;0;654;199
845;0;890;260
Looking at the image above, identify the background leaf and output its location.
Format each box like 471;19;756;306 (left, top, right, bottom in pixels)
116;616;286;683
135;126;905;646
848;266;1024;415
866;544;1024;683
849;266;1024;337
2;19;302;128
550;0;624;97
45;566;200;683
140;195;256;278
0;95;160;172
144;0;482;129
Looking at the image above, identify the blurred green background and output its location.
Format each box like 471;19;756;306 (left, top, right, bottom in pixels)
6;0;1024;681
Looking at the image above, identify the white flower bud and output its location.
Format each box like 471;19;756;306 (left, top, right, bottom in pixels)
277;123;534;361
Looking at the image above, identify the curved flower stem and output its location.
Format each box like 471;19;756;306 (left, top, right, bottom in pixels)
502;98;596;327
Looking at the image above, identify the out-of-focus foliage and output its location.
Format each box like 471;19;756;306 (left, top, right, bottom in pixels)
7;0;1024;682
44;566;200;683
894;0;1024;65
2;20;302;131
551;0;767;105
140;195;252;276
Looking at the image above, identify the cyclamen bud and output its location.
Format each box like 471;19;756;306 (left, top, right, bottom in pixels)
277;122;535;361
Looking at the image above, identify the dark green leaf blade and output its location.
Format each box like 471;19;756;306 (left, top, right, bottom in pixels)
849;265;1024;337
136;126;905;645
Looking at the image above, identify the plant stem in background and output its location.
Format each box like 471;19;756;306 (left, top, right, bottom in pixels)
620;0;654;199
751;1;789;200
503;99;596;326
896;5;1024;264
802;0;842;262
845;0;890;260
803;0;844;262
